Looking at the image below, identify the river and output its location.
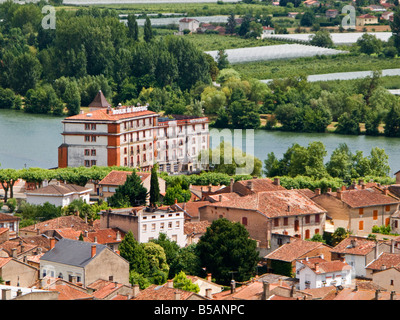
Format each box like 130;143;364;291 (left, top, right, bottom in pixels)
1;109;399;176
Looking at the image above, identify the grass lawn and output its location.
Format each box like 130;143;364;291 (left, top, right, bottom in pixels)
232;54;400;80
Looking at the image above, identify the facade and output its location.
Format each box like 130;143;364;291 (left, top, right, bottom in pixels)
25;183;91;207
156;115;209;173
356;14;379;25
0;214;19;239
99;206;186;247
40;238;129;287
260;26;275;39
312;187;400;236
178;18;200;33
58;103;209;174
0;257;39;287
296;256;352;291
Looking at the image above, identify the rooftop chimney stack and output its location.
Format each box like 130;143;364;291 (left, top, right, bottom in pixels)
206;273;212;282
132;284;140;298
391;291;396;300
273;178;280;186
315;188;321;196
50;238;55;250
230;178;234;192
230;280;236;294
91;245;96;258
337;190;342;200
174;292;181;300
262;280;270;300
375;289;381;300
167;280;173;288
205;288;212;299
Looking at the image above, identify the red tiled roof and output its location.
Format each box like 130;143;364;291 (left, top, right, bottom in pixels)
56;227;124;244
184;221;211;235
366;252;400;271
0;227;9;235
0;213;20;222
20;216;97;233
64;107;157;122
133;284;194;300
0;257;12;268
265;238;328;262
25;183;91;196
174;201;213;218
327;188;400;208
87;279;123;299
98;170;151;186
208;190;327;218
329;287;400;300
235;178;286;194
298;257;351;274
331;236;377;256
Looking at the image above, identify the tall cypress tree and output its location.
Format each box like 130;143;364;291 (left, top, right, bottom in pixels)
149;163;160;207
226;13;237;35
127;14;139;42
144;16;153;43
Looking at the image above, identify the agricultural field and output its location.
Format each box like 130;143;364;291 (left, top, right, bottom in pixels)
232;54;400;80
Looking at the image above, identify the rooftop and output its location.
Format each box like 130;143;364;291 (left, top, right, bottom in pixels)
25;183;91;196
98;170;151;186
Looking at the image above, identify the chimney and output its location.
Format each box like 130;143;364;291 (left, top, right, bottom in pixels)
202;288;211;299
71;276;77;284
218;195;222;202
273;178;280;186
116;231;121;241
230;178;234;192
391;240;396;254
384;188;389;195
91;245;96;258
174;291;182;300
84;230;88;238
287;205;291;212
50;238;55;250
315;188;321;196
167;279;173;288
327;187;332;193
361;184;366;190
11;248;17;258
132;284;140;298
94;236;98;243
37;228;41;235
396;171;400;185
391;291;396;300
375;289;381;300
262;280;270;300
351;239;357;248
206;273;212;282
341;185;346;191
247;180;253;191
336;190;342;200
1;289;11;301
358;179;364;186
290;284;296;298
375;242;379;260
315;263;319;272
230;280;236;294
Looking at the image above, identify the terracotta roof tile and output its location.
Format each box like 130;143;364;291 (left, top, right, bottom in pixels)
87;279;123;299
98;170;151;186
133;284;194;300
331;236;377;256
25;183;91;196
184;221;211;235
64;107;157;122
0;213;20;222
366;252;400;271
174;201;213;218
0;257;12;268
235;178;287;194
327;188;400;208
265;238;328;262
20;216;97;233
298;257;351;274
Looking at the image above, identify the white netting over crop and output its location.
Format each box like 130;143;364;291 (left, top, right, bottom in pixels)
206;44;348;63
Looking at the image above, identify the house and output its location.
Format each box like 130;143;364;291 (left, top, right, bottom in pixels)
32;277;94;300
381;11;394;21
86;279;136;300
189;184;225;201
312;187;400;236
264;237;333;276
88;90;111;112
304;0;320;7
260;26;275;39
99;206;186;247
288;12;300;18
199;189;327;255
172;200;213;221
325;9;339;18
178;18;200;33
366;4;386;12
369;262;400;292
25;182;92;207
97;170;166;203
184;220;210;246
39;238;130;287
0;239;40;261
296;256;352;290
185;274;223;298
19;215;98;237
365;252;400;280
0;284;58;300
0;257;39;287
132;280;208;300
330;236;399;278
53;227;125;252
0;213;20;239
356;14;379;26
0;228;9;243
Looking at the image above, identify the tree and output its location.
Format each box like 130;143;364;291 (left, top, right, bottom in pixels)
229;99;261;129
356;33;382;55
196;218;259;285
238;14;251;37
163;184;191;205
309;30;333;48
9;52;42;95
331;227;349;246
108;170;148;208
390;8;400;54
384;104;400;137
326;143;352;180
151;233;180;278
216;49;230;70
64;80;81;116
173;271;200;293
149;164;160;207
300;11;315;27
142;242;170;284
119;231;150;275
226;13;237;35
127;14;139;41
144;16;153;43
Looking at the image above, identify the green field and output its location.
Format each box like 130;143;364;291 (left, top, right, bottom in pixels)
233;54;400;80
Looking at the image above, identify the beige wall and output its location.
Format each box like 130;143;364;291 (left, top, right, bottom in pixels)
100;211;139;240
0;260;38;287
85;249;130;287
372;268;400;292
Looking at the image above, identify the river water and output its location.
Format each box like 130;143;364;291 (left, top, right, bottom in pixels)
1;109;399;176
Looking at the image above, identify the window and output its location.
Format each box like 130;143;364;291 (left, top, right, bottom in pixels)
168;222;172;229
305;215;310;224
124;147;127;154
160;223;164;231
386;205;391;212
283;217;288;226
85;135;90;142
91;149;96;156
386;218;390;227
359;208;364;215
176;221;180;229
91;160;96;166
373;210;378;220
274;219;279;227
151;223;156;231
315;214;320;223
91;124;96;130
85;124;90;130
305;229;310;239
315;228;320;234
91;136;96;142
85;160;90;167
109;276;114;282
391;280;394;286
359;220;364;231
84;149;90;156
242;217;248;226
142;224;147;232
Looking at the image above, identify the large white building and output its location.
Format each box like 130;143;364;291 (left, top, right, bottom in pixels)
58;93;209;174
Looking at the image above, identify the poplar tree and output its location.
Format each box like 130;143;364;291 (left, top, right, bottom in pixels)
149;164;160;207
127;14;139;42
144;16;153;43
